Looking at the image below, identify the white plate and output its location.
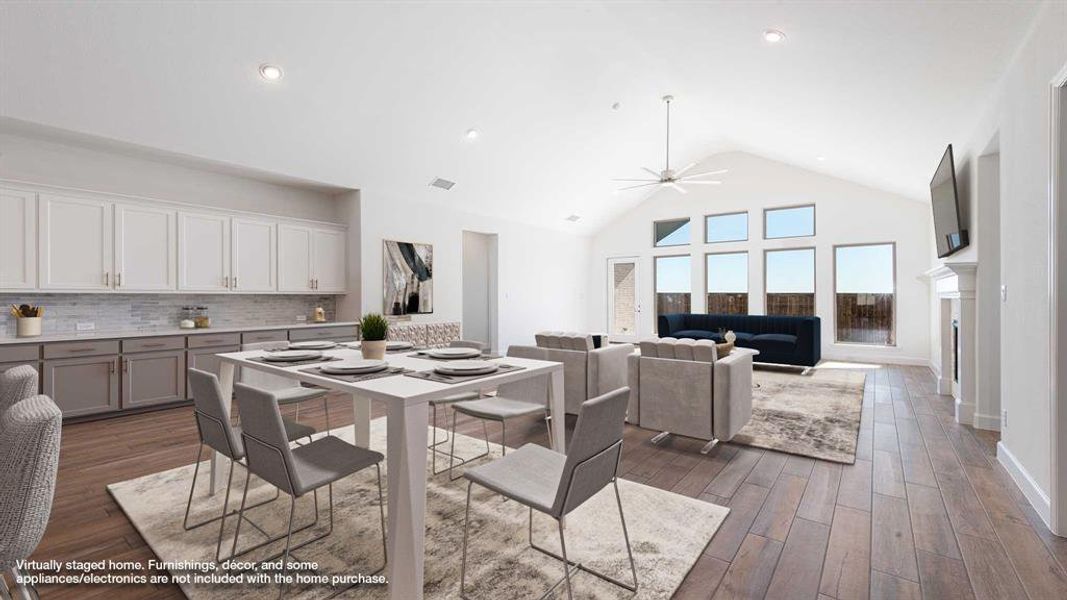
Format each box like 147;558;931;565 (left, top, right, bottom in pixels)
426;347;481;359
387;341;413;350
321;359;388;374
289;340;337;350
261;350;323;362
434;360;498;376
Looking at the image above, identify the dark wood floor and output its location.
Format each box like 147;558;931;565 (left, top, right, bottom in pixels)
24;365;1067;599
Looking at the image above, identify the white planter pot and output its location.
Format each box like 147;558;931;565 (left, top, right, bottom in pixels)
17;317;42;338
361;340;387;360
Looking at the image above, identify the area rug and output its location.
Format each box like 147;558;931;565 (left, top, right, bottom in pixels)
730;365;867;463
108;418;728;599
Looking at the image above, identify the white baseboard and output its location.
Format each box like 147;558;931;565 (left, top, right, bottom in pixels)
821;351;930;366
972;412;1001;431
997;441;1052;528
929;360;941;378
955;399;975;425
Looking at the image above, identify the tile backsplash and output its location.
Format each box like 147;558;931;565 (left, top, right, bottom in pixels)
0;294;337;337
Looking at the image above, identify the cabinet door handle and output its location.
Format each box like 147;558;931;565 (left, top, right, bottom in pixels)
116;272;122;288
104;272;110;287
67;347;96;353
122;359;129;373
142;342;166;348
233;276;238;289
109;360;115;373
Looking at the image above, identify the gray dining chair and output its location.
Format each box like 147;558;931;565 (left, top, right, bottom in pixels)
242;341;333;434
0;394;62;600
0;365;39;416
230;382;387;591
445;346;552;480
426;340;492;474
185;369;317;562
459;387;637;600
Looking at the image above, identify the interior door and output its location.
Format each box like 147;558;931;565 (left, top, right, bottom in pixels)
115;204;176;291
232;218;277;292
0;187;37;289
277;225;312;292
607;257;641;342
311;228;346;292
178;212;231;291
38;193;113;290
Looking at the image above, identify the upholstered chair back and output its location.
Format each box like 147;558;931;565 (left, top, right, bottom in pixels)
234;383;299;495
551;387;630;517
526;332;634;416
0;394;62;569
0;365;39;416
188;368;243;460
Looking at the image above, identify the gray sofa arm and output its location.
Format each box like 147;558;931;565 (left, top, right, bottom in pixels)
626;352;640;424
713;351;754;441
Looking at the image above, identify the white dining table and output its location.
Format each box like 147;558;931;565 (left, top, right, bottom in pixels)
211;346;565;600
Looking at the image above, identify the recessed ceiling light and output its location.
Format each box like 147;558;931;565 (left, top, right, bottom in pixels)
565;214;581;222
763;29;786;44
466;129;479;140
258;64;284;81
816;156;826;161
611;102;621;111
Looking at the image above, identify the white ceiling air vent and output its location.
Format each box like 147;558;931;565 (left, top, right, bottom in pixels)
429;177;456;190
565;214;581;222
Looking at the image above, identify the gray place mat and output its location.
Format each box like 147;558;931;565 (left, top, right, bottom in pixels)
346;344;426;354
408;351;501;362
405;362;524;385
299;365;412;383
247;355;342;367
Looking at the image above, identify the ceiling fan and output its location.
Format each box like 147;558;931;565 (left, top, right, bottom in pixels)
614;95;727;194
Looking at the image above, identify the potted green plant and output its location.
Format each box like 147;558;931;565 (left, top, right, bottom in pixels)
359;313;389;360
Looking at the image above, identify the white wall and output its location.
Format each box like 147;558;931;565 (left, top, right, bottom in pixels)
358;188;590;350
588;151;933;365
0;131;344;223
938;0;1067;526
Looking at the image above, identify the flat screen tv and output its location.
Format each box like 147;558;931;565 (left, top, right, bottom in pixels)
930;144;969;258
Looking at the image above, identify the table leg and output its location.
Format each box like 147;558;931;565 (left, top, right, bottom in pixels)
210;361;236;496
548;368;566;453
386;399;429;600
352;393;371;448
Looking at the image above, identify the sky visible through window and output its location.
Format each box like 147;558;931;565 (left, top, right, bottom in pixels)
766;248;815;293
836;244;894;293
706;213;748;243
707;253;748;292
766;205;815;238
654;219;690;246
655;255;691;293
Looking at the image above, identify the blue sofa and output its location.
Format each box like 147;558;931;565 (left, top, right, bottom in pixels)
657;313;821;367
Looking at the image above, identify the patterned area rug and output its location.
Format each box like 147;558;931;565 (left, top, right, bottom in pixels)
109;418;728;599
731;365;867;463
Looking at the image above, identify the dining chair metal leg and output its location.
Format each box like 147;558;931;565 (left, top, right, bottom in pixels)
183;444;279;534
556;520;574;600
447;411;492;480
459;481;473;598
224;469;324;564
375;464;388;569
323;395;331;436
614;478;639;591
277;495;297;599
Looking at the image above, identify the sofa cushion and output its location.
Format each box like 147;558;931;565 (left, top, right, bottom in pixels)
693;340;717;363
673;329;718;341
749;333;798;354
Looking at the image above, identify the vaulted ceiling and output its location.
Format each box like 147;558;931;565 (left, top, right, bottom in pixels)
0;1;1039;232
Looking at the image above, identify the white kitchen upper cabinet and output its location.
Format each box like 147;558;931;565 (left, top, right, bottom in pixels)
114;204;176;291
312;228;347;292
0;188;37;290
38;193;113;290
277;225;312;292
178;212;231;291
232;218;276;292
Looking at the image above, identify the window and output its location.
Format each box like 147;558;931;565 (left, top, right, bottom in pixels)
654;218;691;247
706;252;748;314
835;243;895;345
705;212;748;243
765;248;815;316
655;255;691;326
764;205;815;239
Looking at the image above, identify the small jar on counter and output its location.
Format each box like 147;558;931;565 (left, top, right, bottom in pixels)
193;306;211;328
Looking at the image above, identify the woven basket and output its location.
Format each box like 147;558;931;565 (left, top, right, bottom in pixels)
715;341;735;357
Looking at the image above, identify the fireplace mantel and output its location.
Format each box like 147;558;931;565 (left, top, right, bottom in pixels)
925;262;978;425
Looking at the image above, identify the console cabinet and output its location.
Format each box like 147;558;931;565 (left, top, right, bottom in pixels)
43;355;120;418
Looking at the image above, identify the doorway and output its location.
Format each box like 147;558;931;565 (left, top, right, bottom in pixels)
462;231;498;352
1052;74;1067;535
607;257;641;342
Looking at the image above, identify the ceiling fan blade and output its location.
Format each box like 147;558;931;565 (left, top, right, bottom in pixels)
681;180;723;185
641;167;663;179
674;162;698;177
665;182;688;194
680;168;729;180
617;182;664;191
612;178;660;182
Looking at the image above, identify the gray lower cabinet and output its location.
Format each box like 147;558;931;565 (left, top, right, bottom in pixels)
122;350;186;409
187;345;240;389
42;355;120;417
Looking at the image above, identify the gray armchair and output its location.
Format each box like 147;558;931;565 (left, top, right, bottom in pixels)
0;365;39;415
0;395;62;599
631;337;753;452
512;332;634;417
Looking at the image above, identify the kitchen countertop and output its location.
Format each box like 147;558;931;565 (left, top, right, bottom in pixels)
0;321;360;346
